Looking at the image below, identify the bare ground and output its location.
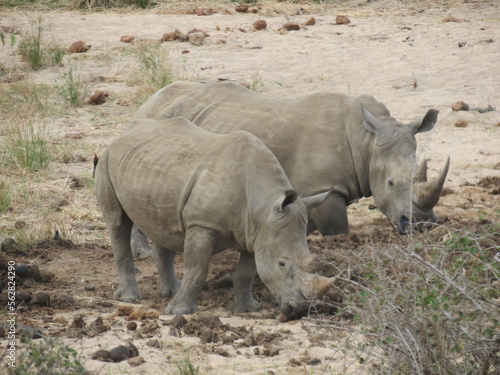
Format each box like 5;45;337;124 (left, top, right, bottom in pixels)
0;1;499;374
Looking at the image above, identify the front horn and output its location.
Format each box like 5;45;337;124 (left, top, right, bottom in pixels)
311;275;337;298
414;157;450;210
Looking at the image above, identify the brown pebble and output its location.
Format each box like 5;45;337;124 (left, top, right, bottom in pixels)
181;50;190;54
199;326;218;344
161;30;187;42
68;41;90;54
452;101;469;111
30;292;50;307
235;4;249;13
253;20;267;31
336;15;351;25
87;90;108;105
250;8;258;13
120;35;135;43
303;16;316;26
127;321;138;331
442;16;462;23
279;22;300;32
114;306;135;317
454;119;468;128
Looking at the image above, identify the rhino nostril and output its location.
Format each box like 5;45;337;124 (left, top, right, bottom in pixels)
398;215;408;235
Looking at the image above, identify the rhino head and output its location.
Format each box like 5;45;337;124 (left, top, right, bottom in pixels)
362;107;450;233
251;190;336;319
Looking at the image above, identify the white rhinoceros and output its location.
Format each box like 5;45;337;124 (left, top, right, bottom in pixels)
95;117;335;317
135;81;450;236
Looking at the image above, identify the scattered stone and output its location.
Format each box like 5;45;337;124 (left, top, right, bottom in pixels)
235;4;249;13
279;22;300;32
128;356;145;366
442;16;462;23
109;345;130;362
199;326;217;344
30;292;50;307
253;20;267;31
458;41;467;47
127;321;138;331
127;309;160;321
452;101;469;111
303;16;316;26
16;292;32;303
87;90;108;105
120;35;135;43
15;264;40;279
84;285;96;291
59;293;75;307
181;49;190;54
67;41;91;54
336;15;351;25
454;119;468;128
189;32;205;46
92;349;111;362
161;30;187;42
115;305;135;317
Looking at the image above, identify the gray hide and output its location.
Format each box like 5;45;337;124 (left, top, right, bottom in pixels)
135;81;450;236
95;117;334;317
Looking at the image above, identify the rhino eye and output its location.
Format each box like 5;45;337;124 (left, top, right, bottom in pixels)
279;261;286;268
388;179;394;187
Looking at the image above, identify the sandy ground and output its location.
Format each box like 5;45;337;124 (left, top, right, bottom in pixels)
0;1;499;374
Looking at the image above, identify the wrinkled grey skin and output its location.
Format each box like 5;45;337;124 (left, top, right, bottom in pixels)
134;81;450;236
95;117;334;317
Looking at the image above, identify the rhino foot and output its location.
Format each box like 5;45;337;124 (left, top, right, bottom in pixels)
159;281;180;299
166;299;198;315
113;284;142;302
230;297;259;313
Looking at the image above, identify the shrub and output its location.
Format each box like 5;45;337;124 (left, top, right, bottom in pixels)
57;63;91;107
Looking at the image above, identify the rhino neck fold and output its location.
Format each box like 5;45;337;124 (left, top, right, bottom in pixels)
346;125;372;199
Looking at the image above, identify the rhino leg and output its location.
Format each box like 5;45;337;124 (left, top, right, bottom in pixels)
307;192;349;236
166;226;216;315
131;225;152;258
230;251;259;313
153;243;180;298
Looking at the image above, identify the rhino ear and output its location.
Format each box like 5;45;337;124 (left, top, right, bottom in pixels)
362;106;385;135
276;190;298;212
302;191;330;210
407;109;439;134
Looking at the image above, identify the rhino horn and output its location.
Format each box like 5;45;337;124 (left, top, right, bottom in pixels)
414;157;450;210
414;158;428;183
311;275;337;297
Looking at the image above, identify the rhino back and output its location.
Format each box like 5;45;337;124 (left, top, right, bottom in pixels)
136;82;364;200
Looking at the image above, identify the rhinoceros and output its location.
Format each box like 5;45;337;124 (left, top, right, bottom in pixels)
94;117;335;317
135;81;450;236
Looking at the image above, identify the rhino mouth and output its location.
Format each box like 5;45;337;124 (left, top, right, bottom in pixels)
280;303;308;321
397;215;408;234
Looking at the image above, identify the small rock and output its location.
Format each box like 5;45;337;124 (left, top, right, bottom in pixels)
115;306;135;317
110;345;130;362
161;29;187;42
454;119;468;128
84;285;96;291
16;292;32;303
303;16;316;26
59;294;75;307
67;41;91;54
120;35;135;43
452;101;469;111
127;321;138;331
336;15;351;25
87;90;108;105
146;338;160;348
170;314;187;329
235;4;249;13
188;32;205;46
253;20;267;31
128;356;145;366
92;349;111;362
127;342;139;358
15;264;39;278
279;22;300;32
442;16;462;23
458;41;467;47
181;49;190;54
30;292;50;307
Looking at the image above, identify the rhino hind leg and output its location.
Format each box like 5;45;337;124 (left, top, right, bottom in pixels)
308;192;349;236
166;226;216;315
230;251;259;313
131;225;152;258
153;244;180;298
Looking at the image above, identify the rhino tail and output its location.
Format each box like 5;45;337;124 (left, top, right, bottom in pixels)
92;154;99;178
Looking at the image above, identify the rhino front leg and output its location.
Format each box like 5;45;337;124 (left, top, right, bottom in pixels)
307;192;349;236
153;244;180;298
230;251;259;313
166;226;216;315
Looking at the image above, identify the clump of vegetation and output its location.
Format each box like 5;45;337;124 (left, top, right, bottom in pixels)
0;180;11;212
69;0;150;9
0;80;55;119
16;17;65;70
131;41;190;103
8;336;89;375
325;218;500;374
57;62;91;107
2;119;51;173
171;357;201;375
